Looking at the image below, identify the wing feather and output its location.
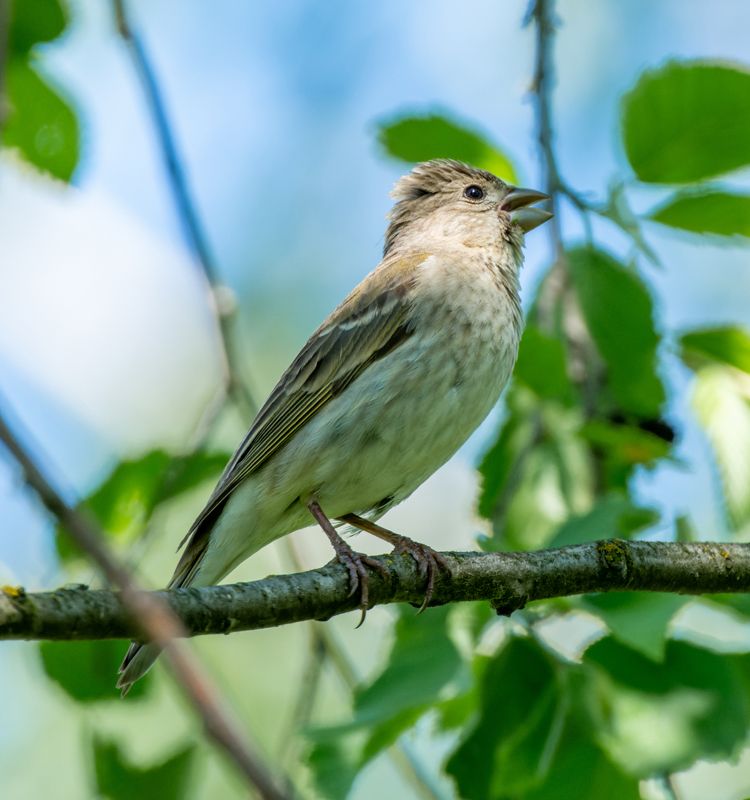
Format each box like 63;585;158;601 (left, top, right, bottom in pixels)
172;252;428;584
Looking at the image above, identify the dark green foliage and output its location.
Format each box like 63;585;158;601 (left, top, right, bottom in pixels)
40;639;150;702
92;737;194;800
567;246;665;418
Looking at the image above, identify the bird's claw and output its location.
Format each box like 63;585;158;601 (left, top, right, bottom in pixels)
391;537;451;613
332;547;388;627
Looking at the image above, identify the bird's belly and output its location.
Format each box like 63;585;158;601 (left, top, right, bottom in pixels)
266;325;516;522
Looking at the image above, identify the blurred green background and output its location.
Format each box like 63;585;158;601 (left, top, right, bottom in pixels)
2;1;750;798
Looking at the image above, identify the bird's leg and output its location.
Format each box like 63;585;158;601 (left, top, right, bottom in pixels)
307;500;388;627
339;514;451;612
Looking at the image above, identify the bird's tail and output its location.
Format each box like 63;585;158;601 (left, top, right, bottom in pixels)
116;532;214;696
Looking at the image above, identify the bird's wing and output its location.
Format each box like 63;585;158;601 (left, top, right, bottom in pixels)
172;252;428;585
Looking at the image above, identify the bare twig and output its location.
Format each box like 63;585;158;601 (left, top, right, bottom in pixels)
0;403;290;800
3;540;750;642
111;0;257;419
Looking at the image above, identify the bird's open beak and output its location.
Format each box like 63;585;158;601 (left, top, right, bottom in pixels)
502;187;553;233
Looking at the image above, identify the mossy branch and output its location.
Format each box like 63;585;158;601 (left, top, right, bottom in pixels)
2;540;748;642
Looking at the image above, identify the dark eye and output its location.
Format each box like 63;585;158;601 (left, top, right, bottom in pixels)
464;185;485;201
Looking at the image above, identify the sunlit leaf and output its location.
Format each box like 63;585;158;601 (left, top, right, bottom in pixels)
583;593;686;661
568;247;665;418
40;639;150;702
691;365;750;530
377;112;517;182
680;326;750;373
622;60;750;183
93;737;194;800
3;59;79;181
9;0;67;54
649;190;750;239
446;637;562;798
584;638;750;775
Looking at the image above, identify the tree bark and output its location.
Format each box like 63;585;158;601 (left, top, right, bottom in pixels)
2;540;748;642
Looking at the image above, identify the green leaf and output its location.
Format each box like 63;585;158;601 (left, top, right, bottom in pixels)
649;190;750;239
9;0;67;54
522;710;641;800
93;737;194;800
3;59;79;181
445;637;562;798
478;385;594;551
583;592;686;661
568;246;665;418
584;638;750;775
307;739;361;800
40;639;150;702
353;606;460;726
377;112;517;182
680;326;750;373
622;60;750;183
514;325;574;404
690;364;750;531
57;449;229;560
548;494;657;548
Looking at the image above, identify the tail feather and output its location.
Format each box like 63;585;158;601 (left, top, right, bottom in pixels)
117;534;212;696
117;641;161;696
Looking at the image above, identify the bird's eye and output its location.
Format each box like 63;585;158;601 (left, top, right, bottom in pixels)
463;185;485;201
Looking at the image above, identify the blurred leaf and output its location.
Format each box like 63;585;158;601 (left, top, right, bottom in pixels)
584;638;750;775
580;419;673;488
690;365;750;531
377;112;517;182
4;59;79;181
353;606;460;728
9;0;67;54
622;60;750;183
40;639;149;702
446;637;562;798
57;449;229;560
307;739;361;800
680;326;750;373
523;709;641;800
583;593;686;661
478;386;542;522
650;190;750;239
93;737;194;800
569;246;665;418
514;325;575;404
548;494;657;548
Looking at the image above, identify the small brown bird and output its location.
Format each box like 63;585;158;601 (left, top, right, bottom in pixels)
117;159;551;693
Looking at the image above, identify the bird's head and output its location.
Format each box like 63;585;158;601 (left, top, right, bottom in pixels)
384;159;552;257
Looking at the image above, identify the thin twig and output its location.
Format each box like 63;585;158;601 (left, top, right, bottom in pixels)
3;540;750;641
111;0;257;419
0;402;291;800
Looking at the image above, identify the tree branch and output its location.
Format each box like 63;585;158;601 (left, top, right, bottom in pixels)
0;402;291;800
111;0;257;418
2;541;749;642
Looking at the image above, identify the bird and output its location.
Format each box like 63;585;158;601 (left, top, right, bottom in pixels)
117;159;552;694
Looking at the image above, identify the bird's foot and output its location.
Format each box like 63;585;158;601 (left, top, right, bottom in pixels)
329;539;389;627
389;535;451;612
